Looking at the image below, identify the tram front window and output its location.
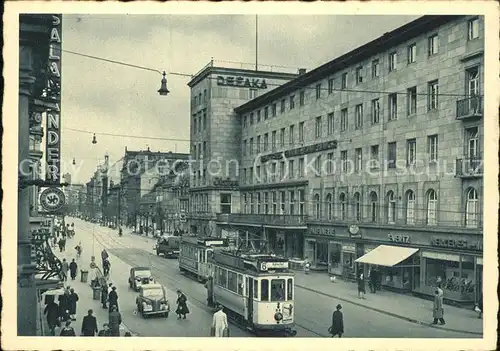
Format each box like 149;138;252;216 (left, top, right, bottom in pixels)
271;279;286;301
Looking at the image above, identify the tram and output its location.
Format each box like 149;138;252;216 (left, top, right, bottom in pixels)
208;249;297;337
178;236;229;282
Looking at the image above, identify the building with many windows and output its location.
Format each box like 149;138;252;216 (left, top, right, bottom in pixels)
189;15;484;304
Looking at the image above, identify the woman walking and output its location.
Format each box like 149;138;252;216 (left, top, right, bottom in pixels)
175;290;190;319
357;272;366;299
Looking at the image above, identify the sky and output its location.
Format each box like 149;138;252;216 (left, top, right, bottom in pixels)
60;14;419;184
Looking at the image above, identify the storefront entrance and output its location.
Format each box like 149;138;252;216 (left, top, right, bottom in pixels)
304;238;328;271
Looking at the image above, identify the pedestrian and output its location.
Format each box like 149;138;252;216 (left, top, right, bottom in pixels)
108;286;119;311
68;288;79;320
80;309;98;336
59;320;76;336
357;272;366;299
58;237;65;252
329;304;344;338
44;299;60;336
304;258;310;275
211;304;228;337
103;259;111;277
58;289;70;320
101;283;109;309
175;290;190;319
205;276;214;308
69;259;78;281
75;243;82;259
475;296;483;319
432;289;445;325
97;323;111;336
101;249;109;268
108;305;122;336
61;236;67;251
59;258;69;281
369;267;377;293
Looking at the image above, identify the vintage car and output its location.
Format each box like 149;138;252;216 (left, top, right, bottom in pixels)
136;284;170;318
128;267;155;291
154;236;180;258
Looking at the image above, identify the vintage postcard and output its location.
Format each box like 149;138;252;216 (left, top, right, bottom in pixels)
2;1;498;350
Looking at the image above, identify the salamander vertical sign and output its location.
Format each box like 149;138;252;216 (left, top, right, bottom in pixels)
46;14;62;185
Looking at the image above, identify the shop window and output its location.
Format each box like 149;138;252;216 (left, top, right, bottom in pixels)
339;193;347;220
287;278;293;300
271;279;286;301
329;243;342;270
353;192;361;221
406;190;416;224
370;191;378;222
326;193;333;220
313;194;320;219
426;189;437;225
261;279;269;301
316;241;328;264
465;188;478;228
425;256;475;296
386;190;396;224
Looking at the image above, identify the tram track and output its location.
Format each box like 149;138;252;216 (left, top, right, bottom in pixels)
82;225;326;337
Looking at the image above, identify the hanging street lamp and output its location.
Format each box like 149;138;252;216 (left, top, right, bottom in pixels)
158;71;170;96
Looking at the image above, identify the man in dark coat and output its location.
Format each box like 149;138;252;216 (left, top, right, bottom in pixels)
81;309;98;336
68;288;79;320
69;259;78;280
97;323;111;336
101;283;110;309
60;320;76;336
108;286;119;311
175;290;190;319
329;304;344;338
58;290;70;320
369;267;378;293
108;305;122;336
44;300;60;336
205;276;214;308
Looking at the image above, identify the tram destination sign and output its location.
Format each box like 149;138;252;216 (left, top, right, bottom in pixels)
260;261;289;271
205;240;225;246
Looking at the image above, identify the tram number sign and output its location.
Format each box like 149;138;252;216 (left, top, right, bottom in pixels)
260;261;289;271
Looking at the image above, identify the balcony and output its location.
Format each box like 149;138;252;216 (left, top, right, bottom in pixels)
456;157;483;178
216;213;308;228
456;96;482;120
187;212;216;220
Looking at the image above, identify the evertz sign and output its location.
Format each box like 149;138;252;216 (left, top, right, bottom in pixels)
216;76;268;89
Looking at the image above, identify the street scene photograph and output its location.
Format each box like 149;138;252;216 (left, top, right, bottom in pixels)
4;2;498;350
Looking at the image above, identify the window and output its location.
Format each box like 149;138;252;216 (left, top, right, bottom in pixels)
220;194;232;214
313;194;320;219
272;131;277;151
253;279;258;299
340;108;348;131
243;193;248;212
289;95;295;109
288;124;296;146
256;110;261;123
387;142;397;168
299;122;304;142
355;148;362;172
249;138;254;155
250;166;254;184
280;99;286;113
237;274;243;295
328;78;334;94
370;192;378;222
260;279;269;301
341;150;348;172
466;127;479;160
353;192;361;221
370;145;379;169
406;138;416;166
264;133;269;151
279;161;285;181
341;73;347;89
316;84;321;99
388;93;397;120
387;191;396;224
256;193;261;213
289;191;295;215
314;155;322;176
327;113;334;135
465;188;478;228
426;189;437;225
407;43;416;63
249;194;254;213
289;160;294;179
193;115;197;134
256;135;261;153
327;152;334;174
287;278;293;300
250;89;258;99
372;59;380;78
271;103;277;117
271;163;277;183
280;128;285;148
427;134;438;162
298;189;305;215
355;66;363;84
299;90;305;106
298;158;304;177
371;99;380;124
406;190;416;224
326;193;333;220
203;110;207;131
355;104;363;129
389;52;397;72
468;18;479;40
407;87;417;115
428;80;439;111
467;66;480;99
228;271;238;292
339;193;347;220
280;191;285;214
271;279;285;301
428;34;439;55
264;106;269;119
242;139;247;156
272;191;277;214
315;116;322;138
250;112;254;125
264;192;269;214
218;268;227;288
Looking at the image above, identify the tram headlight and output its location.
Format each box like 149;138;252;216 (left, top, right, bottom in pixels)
274;312;283;322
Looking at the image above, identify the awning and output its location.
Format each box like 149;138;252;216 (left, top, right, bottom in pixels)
354;245;419;267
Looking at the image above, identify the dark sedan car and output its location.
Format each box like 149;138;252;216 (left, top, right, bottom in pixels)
136;284;170;318
128;267;155;291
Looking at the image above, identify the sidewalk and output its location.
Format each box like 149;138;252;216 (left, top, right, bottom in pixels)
294;271;483;335
53;239;134;336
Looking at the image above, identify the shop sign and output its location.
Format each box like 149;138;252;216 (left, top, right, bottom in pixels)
388;234;411;244
430;237;482;251
213;177;238;187
309;227;335;236
40;187;66;212
217;76;267;89
260;140;338;163
342;243;356;252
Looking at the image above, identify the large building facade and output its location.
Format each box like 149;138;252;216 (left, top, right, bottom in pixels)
189;15;484;304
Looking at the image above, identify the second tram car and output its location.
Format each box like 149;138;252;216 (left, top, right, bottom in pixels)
208;249;297;336
178;236;229;282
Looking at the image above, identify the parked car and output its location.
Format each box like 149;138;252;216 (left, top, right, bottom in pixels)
154;236;180;258
136;284;170;318
128;267;155;291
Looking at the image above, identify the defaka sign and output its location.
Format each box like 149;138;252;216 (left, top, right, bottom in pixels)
216;75;267;89
46;14;62;185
